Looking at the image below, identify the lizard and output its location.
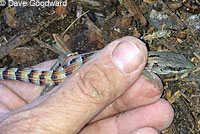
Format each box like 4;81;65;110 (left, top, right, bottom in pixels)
0;50;195;89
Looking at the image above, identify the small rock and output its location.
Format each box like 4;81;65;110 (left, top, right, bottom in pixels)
185;14;200;32
147;9;179;30
178;31;187;39
3;7;17;28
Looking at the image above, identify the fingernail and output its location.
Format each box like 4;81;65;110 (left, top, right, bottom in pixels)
112;41;143;73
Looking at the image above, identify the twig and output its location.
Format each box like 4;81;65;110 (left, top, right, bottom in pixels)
61;10;89;36
33;38;63;55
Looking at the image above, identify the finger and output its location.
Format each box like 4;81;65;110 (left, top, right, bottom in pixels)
0;84;27;110
0;103;10;115
1;36;148;133
80;99;174;134
0;80;43;102
92;73;162;122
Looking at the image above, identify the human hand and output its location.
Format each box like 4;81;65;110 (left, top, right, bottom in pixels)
0;36;174;134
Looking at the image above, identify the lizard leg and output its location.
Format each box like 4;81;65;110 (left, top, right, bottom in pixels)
142;69;162;90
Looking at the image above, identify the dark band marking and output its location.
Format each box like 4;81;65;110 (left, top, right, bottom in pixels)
28;70;35;84
81;55;85;63
0;52;96;86
149;55;160;58
83;52;95;59
81;53;94;64
39;71;45;80
69;58;77;65
2;68;10;80
65;71;72;77
15;68;23;81
163;66;186;72
54;82;59;86
39;71;46;85
51;70;57;80
51;70;59;85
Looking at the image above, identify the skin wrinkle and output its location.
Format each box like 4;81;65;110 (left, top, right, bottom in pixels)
78;62;115;104
43;99;71;117
60;81;105;129
58;74;96;109
0;112;42;133
77;71;100;101
55;74;101;127
58;81;78;104
112;99;126;114
94;62;118;100
30;116;63;134
72;72;100;106
29;101;75;133
88;63;116;100
58;89;91;122
36;115;68;133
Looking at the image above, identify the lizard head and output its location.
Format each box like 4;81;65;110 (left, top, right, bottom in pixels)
146;51;196;75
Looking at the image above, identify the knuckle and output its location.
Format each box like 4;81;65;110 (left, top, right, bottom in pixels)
76;63;116;103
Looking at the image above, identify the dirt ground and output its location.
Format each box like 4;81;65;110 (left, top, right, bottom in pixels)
0;0;199;133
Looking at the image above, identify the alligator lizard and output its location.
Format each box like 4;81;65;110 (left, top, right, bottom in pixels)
0;51;195;86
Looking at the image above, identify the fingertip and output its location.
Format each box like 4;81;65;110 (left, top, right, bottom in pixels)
112;41;144;73
155;99;174;130
107;36;148;74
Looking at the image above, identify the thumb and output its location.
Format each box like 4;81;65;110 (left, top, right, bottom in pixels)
43;36;148;133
